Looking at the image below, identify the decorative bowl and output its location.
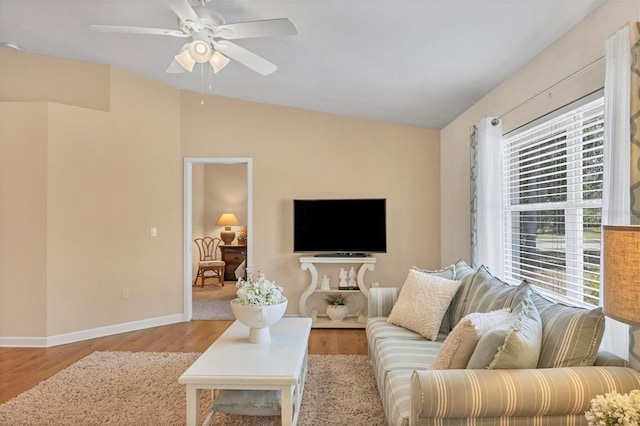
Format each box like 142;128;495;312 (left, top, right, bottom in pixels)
230;298;288;343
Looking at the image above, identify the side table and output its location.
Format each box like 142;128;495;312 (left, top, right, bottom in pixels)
220;244;246;281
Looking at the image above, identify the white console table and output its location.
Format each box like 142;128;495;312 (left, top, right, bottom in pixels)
299;256;376;328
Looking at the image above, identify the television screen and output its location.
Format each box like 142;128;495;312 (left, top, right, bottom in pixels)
293;198;387;255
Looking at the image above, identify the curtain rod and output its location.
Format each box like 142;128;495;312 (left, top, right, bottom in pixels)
491;55;605;126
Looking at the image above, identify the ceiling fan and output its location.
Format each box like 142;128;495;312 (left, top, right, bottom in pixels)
89;0;297;76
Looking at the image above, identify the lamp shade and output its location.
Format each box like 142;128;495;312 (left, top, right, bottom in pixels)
216;213;240;228
603;225;640;326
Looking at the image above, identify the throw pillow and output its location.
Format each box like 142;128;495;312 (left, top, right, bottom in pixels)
411;264;456;280
466;293;542;369
410;264;456;334
387;269;462;341
430;308;511;370
514;281;605;368
448;263;516;331
459;265;517;319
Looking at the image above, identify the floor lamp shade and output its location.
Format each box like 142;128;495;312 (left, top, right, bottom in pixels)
603;225;640;326
216;213;240;245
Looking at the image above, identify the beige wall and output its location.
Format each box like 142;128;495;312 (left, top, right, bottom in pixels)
180;91;441;314
1;51;183;339
0;48;439;339
205;164;248;243
440;0;634;266
0;102;48;337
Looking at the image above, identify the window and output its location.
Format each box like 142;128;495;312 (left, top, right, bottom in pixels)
502;96;604;306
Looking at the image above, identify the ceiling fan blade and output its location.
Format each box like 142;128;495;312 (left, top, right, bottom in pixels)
167;0;202;26
213;40;277;76
166;59;186;73
214;18;297;40
89;25;189;38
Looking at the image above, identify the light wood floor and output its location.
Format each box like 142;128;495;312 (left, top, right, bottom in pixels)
0;320;368;405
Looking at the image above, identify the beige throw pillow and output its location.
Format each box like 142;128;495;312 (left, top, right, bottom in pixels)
387;269;462;341
430;308;511;370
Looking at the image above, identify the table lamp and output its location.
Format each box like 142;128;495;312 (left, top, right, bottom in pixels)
216;213;240;245
603;224;640;370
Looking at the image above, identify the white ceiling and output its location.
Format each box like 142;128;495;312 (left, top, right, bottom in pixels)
0;0;605;129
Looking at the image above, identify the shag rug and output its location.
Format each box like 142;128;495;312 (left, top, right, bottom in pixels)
0;352;385;426
192;282;237;320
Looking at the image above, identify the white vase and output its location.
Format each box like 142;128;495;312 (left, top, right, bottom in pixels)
230;299;287;343
326;305;348;321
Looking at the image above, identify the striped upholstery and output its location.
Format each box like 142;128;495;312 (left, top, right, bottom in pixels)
515;282;605;368
457;265;516;319
411;366;640;425
365;265;638;426
384;369;413;426
366;317;425;357
595;352;629;367
371;338;442;396
368;287;401;318
447;260;478;328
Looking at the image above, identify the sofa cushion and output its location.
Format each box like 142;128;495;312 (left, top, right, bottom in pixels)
411;264;455;279
466;294;542;369
449;265;516;327
514;282;605;368
366;317;427;357
447;259;477;328
387;269;461;341
411;264;457;334
430;308;511;370
459;265;517;319
372;338;442;400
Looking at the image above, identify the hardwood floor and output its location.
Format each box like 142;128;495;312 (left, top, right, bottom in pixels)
0;320;368;405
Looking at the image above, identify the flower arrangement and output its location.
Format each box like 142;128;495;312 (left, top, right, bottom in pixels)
235;267;286;306
585;390;640;426
237;226;247;243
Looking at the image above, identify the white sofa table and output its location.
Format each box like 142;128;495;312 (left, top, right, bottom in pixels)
178;317;312;426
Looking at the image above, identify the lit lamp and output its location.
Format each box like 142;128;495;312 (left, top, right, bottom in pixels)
603;225;640;370
216;213;240;245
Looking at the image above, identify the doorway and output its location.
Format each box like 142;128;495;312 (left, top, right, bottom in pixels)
183;157;253;321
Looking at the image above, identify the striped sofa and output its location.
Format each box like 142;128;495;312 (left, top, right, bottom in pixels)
366;260;640;426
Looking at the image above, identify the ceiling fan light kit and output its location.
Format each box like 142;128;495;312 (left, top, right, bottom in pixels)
89;0;297;77
210;50;230;73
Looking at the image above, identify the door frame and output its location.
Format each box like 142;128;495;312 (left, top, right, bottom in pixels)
183;157;253;320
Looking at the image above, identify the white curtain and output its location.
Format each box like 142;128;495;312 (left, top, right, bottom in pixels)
470;117;504;276
600;24;631;358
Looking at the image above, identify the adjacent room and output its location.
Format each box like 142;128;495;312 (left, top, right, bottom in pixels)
2;0;640;424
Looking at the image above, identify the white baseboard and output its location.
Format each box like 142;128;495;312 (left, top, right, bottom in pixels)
0;314;186;348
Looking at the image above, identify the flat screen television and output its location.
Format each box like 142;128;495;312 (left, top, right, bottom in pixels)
293;198;387;256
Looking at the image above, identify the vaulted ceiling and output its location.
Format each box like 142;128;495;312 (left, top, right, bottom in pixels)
0;0;605;129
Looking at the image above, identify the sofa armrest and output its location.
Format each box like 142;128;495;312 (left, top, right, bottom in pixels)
410;366;640;423
368;287;400;318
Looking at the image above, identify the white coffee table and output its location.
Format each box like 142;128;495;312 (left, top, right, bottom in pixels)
179;317;312;426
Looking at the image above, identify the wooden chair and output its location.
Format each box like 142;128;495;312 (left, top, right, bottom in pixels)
193;237;226;287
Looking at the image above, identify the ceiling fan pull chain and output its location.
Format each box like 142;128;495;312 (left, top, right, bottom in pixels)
209;64;213;90
200;63;205;105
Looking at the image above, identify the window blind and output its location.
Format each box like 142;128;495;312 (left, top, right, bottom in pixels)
502;97;604;306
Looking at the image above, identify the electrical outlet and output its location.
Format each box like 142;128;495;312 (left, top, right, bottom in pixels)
150;227;157;237
122;288;130;299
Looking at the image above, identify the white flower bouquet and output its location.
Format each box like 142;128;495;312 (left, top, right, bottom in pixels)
585;390;640;426
235;267;286;306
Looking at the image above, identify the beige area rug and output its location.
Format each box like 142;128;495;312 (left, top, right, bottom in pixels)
192;281;238;320
0;352;385;426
